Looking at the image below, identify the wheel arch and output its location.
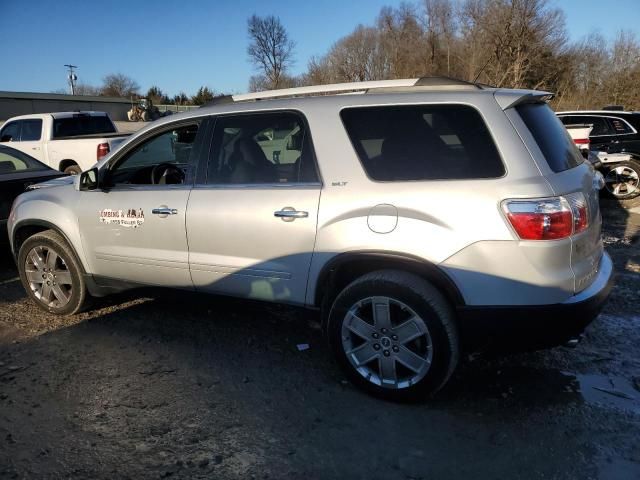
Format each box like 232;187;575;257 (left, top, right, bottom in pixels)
313;251;465;318
58;159;79;172
13;219;77;259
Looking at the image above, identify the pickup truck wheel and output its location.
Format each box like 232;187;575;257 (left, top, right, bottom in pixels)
327;270;459;401
63;164;82;175
18;230;89;315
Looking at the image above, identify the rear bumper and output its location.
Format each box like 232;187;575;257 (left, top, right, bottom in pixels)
457;252;614;351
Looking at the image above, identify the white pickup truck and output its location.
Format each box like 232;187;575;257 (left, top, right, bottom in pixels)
0;112;130;174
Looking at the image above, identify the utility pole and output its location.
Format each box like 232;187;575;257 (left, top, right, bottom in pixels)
64;64;78;95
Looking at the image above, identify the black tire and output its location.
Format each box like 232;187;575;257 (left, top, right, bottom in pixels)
17;230;90;315
63;164;82;175
327;270;459;401
603;159;640;200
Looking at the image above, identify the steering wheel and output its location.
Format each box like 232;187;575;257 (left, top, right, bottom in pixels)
151;162;185;185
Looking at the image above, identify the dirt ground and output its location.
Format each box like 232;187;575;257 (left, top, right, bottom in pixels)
0;200;639;480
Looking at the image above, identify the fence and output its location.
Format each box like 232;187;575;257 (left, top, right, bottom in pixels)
155;104;200;113
0;91;132;121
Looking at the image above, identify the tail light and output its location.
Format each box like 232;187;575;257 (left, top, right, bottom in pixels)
97;142;110;160
573;138;590;146
503;193;589;240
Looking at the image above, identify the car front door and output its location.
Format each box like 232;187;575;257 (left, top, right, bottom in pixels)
76;120;205;288
186;111;321;305
0;120;45;162
16;119;45;162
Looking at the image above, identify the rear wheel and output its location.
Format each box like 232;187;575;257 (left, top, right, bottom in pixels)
18;230;90;315
327;270;459;401
603;159;640;199
63;164;82;175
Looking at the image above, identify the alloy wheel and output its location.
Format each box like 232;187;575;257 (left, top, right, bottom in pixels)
605;165;640;197
24;246;73;308
341;296;433;389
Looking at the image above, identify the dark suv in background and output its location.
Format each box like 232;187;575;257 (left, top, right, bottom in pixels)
557;110;640;201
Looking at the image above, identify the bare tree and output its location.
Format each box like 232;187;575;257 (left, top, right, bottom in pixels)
247;15;295;90
296;0;640;110
101;73;140;97
74;83;102;96
459;0;567;88
423;0;457;76
377;4;426;78
606;31;640;108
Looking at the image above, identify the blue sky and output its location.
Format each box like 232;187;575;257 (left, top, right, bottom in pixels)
1;0;639;97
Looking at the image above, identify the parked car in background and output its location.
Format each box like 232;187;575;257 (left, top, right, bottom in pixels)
0;145;67;242
8;78;612;401
557;110;640;200
0;112;130;175
564;124;592;158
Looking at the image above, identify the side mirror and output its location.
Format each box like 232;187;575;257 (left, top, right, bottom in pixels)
79;167;99;191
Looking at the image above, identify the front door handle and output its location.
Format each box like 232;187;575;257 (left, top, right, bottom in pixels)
152;207;178;215
274;208;308;221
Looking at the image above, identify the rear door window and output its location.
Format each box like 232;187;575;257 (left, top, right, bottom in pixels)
207;112;319;184
582;116;613;136
341;105;504;181
517;103;583;173
20;119;43;141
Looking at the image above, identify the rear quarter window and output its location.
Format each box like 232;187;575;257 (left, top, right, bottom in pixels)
517;103;583;173
340;105;504;181
610;117;634;134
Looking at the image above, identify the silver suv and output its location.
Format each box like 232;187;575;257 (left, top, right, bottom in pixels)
7;78;613;400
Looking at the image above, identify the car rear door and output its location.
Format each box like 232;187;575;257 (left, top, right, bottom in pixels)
186;111;321;305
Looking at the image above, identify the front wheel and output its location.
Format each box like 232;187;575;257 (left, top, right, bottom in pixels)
327;270;459;401
17;230;90;315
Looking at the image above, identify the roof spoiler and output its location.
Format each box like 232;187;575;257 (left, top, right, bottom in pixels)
494;89;554;110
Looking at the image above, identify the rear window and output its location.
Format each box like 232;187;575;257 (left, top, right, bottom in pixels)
53;115;116;138
518;104;583;173
341;105;504;181
0;147;49;173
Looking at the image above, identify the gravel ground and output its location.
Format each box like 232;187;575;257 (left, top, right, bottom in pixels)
0;200;639;479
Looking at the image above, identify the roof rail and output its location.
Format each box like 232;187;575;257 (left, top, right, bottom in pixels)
231;76;480;102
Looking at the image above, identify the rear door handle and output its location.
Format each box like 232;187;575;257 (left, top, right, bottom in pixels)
152;207;178;215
